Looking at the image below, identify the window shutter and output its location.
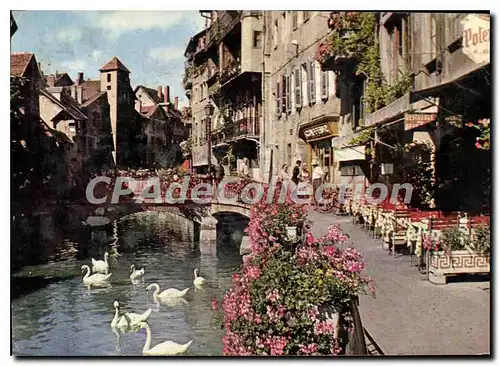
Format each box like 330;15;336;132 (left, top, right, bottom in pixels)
321;70;329;100
286;75;292;114
310;60;316;104
294;68;302;109
306;63;311;105
276;81;281;117
281;75;287;113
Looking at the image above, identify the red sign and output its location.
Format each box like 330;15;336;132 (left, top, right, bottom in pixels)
404;113;437;130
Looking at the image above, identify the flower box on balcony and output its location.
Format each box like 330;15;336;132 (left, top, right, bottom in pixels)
427;250;490;285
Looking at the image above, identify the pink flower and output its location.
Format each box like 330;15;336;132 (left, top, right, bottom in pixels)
323;245;336;257
246;266;261;280
306;232;315;245
266;289;280;303
299;343;318;355
211;299;218;310
466;122;474;127
314;318;337;335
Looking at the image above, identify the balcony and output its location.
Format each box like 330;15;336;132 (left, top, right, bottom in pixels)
225;117;260;140
206;11;242;49
182;66;194;90
206;65;219;85
220;60;241;85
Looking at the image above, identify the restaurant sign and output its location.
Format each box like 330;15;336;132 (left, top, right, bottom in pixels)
462;14;490;64
303;124;331;141
404;113;437;130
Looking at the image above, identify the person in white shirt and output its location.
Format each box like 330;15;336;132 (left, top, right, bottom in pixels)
239;158;250;179
312;161;325;203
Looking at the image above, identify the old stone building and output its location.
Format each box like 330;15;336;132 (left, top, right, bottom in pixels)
263;11;341;183
183;11;263;179
134;85;188;168
182;11;491;203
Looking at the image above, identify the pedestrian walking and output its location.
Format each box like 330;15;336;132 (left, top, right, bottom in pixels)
312;160;325;205
291;159;301;185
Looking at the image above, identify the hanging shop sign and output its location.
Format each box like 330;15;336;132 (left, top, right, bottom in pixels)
404;113;437;130
462;14;490;64
304;124;331;140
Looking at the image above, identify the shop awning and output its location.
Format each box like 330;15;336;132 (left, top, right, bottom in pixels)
334;145;365;162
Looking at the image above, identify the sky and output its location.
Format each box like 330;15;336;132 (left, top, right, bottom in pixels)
11;11;206;109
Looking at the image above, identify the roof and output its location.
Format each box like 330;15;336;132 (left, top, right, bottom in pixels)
81;91;107;108
46;73;74;87
140;105;161;118
135;85;162;104
80;79;101;103
99;56;130;73
184;29;207;58
40;88;87;121
40;120;74;145
11;52;34;76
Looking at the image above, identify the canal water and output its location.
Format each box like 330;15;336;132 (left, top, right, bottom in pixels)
11;211;242;356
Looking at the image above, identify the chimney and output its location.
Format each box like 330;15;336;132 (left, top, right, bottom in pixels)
174;96;179;110
55;70;58;78
164;85;170;104
76;72;84;86
157;86;163;101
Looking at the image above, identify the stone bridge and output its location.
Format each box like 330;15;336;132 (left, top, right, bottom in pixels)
82;175;259;254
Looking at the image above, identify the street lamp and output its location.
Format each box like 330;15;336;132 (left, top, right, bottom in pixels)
204;101;215;175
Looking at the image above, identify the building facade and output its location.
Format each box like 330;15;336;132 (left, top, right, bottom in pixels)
264;11;342;183
184;11;263;179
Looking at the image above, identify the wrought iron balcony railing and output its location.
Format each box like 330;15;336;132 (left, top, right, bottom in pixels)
206;11;242;48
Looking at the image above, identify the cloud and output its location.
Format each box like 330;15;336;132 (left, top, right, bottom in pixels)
54;28;84;43
90;11;205;38
149;47;186;62
88;50;103;61
60;59;88;72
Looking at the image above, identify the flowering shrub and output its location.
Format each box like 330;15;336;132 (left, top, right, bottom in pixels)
213;200;374;355
466;118;490;150
245;193;308;254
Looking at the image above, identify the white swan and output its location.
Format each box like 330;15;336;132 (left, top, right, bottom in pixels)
111;300;152;328
81;265;112;286
130;265;145;282
146;283;189;301
142;322;193;356
91;252;109;274
193;268;207;286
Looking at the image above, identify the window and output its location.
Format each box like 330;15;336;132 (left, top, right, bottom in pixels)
320;70;329;100
281;75;287;114
284;74;291;114
307;60;316;104
253;31;262;48
276;81;282;117
107;85;111;90
294;67;302;109
107;74;111;82
292;11;298;30
200;84;204;100
303;11;310;22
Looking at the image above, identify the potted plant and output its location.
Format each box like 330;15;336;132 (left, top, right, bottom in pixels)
424;225;491;285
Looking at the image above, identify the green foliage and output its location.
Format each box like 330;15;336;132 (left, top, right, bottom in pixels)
348;127;374;146
319;13;413;114
441;227;470;252
470;224;491;255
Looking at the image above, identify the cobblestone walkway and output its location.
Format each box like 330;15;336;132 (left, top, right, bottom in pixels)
309;210;491;356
